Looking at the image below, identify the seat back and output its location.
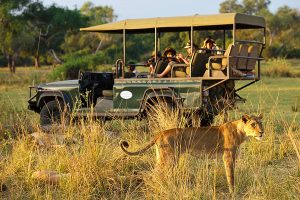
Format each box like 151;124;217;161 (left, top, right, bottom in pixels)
191;52;209;76
220;44;238;69
171;64;187;77
236;44;249;70
154;59;169;74
229;45;239;68
246;45;259;71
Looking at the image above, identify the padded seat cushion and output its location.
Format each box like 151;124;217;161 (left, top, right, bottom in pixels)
102;90;113;97
206;62;222;70
174;71;187;77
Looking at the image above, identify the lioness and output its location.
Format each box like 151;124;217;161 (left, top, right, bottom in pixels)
120;114;264;193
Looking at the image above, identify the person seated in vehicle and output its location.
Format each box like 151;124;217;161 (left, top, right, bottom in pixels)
156;47;178;78
177;41;198;65
200;37;221;55
124;64;137;78
196;37;222;74
147;51;162;74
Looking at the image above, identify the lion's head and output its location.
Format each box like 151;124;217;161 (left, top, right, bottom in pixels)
241;114;264;140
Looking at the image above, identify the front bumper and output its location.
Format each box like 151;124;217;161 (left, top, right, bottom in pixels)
28;86;40;113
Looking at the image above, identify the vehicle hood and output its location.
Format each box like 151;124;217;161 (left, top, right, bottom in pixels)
38;80;79;90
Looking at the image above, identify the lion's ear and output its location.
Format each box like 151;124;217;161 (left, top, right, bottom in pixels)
242;114;251;123
258;113;263;119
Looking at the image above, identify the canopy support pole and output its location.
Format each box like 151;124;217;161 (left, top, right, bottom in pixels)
233;23;236;45
223;29;226;50
122;29;126;78
155;27;157;62
190;26;193;77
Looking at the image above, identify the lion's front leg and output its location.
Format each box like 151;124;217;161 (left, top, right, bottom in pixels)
222;149;236;194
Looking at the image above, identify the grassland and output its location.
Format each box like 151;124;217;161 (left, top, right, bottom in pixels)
0;60;300;199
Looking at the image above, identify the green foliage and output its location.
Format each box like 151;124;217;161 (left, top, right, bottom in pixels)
50;52;110;80
267;6;300;58
219;0;270;15
23;3;88;54
3;0;300;72
126;33;154;62
61;2;122;66
219;1;300;58
80;1;116;25
1;1;90;69
0;0;33;54
219;0;244;13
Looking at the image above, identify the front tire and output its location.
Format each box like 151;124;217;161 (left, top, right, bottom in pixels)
40;100;68;127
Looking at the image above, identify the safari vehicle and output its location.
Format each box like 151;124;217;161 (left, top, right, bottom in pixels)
28;13;266;127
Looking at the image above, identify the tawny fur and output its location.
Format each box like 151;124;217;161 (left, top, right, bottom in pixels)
120;114;264;193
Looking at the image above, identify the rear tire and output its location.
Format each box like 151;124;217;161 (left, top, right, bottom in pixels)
145;100;174;125
40;100;69;128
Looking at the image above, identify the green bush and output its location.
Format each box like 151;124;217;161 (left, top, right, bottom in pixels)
50;52;107;80
261;58;293;78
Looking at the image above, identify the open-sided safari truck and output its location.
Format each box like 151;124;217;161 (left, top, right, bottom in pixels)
28;13;266;127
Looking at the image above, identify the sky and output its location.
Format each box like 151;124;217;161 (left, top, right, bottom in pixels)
43;0;300;20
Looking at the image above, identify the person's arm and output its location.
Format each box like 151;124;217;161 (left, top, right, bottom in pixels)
177;53;189;65
149;64;154;74
157;65;171;78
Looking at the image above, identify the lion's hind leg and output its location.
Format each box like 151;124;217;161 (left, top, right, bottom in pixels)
154;144;178;171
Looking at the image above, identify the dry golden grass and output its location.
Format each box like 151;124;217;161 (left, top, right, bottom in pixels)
0;65;300;199
0;101;299;199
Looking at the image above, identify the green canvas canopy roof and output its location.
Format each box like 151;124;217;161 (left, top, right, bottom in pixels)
80;13;265;33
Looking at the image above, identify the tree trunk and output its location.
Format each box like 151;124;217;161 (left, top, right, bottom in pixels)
7;54;16;73
12;56;16;73
34;55;40;68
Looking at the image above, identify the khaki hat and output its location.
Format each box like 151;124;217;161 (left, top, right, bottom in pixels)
184;42;191;49
163;47;176;56
184;41;198;49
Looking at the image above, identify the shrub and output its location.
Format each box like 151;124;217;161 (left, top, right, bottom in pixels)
50;52;107;80
261;58;293;78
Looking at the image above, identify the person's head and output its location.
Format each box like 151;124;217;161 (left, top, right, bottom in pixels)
184;41;197;55
163;47;176;59
127;63;135;72
203;37;215;49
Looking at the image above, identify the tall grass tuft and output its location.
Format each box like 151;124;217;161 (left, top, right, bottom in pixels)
262;58;293;77
292;98;300;112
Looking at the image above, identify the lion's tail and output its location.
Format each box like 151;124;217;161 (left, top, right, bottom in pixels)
120;137;158;156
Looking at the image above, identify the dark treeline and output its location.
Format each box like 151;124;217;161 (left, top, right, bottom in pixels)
0;0;300;74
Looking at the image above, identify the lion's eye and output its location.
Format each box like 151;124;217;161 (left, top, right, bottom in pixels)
251;123;256;128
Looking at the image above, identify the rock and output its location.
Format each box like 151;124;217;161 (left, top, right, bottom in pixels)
31;170;70;185
30;131;76;147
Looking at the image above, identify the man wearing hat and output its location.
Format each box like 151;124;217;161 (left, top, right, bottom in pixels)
177;41;198;65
